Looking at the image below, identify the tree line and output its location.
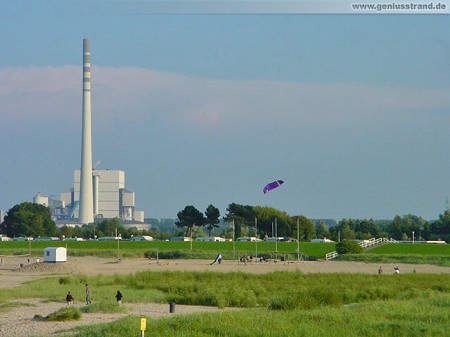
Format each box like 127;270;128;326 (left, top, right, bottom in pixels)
1;202;449;243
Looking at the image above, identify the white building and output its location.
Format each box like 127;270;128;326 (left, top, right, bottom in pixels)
131;236;154;241
59;169;144;222
44;247;67;262
33;193;49;207
196;237;226;242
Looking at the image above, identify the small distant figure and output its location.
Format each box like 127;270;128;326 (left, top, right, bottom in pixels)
210;253;222;265
378;266;383;274
66;291;74;305
413;268;418;274
85;284;91;305
36;258;39;263
394;267;400;274
27;258;31;264
115;290;122;306
1;258;4;265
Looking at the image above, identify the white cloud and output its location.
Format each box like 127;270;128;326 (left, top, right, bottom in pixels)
1;66;448;131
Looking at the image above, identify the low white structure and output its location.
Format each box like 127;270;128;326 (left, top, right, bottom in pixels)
131;236;153;241
310;238;334;243
170;236;192;241
44;247;67;262
237;237;259;242
196;237;226;242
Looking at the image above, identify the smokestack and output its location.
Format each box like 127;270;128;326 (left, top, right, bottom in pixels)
79;38;94;224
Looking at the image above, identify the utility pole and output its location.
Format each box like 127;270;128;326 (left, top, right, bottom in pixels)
255;217;258;258
297;218;300;262
232;219;236;261
275;217;278;259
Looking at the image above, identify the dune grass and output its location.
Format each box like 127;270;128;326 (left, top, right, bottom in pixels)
1;271;448;310
69;292;450;337
80;301;129;313
45;306;81;321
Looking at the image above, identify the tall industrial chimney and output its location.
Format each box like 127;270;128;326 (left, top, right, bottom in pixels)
79;38;94;224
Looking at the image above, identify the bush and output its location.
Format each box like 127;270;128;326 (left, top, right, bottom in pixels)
336;240;363;254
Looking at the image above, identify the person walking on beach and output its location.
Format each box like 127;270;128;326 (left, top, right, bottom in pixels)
378;266;383;274
115;290;123;306
85;284;91;305
66;291;74;305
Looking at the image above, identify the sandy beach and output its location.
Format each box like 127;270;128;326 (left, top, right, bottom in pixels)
0;256;448;337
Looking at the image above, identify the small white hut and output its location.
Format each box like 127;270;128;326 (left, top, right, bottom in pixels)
44;247;67;262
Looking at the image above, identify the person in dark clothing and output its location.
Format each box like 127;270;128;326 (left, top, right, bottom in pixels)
66;291;74;305
115;290;123;305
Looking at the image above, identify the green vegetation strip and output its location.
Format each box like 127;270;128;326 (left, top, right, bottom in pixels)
71;292;450;337
336;254;450;267
0;271;448;310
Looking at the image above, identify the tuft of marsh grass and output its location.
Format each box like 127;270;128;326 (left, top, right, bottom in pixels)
46;306;81;321
0;301;36;312
81;301;128;313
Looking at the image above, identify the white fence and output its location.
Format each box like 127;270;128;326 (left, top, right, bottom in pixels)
325;237;391;260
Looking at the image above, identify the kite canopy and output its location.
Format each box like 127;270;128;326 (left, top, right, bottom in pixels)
263;180;284;194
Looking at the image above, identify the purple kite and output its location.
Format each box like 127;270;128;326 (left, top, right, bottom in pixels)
263;180;284;194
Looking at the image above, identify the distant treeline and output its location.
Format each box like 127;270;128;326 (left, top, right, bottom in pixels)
1;202;449;243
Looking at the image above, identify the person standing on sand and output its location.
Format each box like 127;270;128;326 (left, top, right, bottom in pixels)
115;290;123;305
85;284;91;305
66;291;74;305
378;266;383;274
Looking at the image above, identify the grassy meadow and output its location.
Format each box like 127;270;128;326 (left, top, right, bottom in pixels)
0;271;448;336
336;243;450;266
71;293;450;337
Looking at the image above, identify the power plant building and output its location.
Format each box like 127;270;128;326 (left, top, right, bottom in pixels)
56;39;144;224
59;169;144;222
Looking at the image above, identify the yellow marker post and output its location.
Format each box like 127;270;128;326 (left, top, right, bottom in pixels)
140;317;147;337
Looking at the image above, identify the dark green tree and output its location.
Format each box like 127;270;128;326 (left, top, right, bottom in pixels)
292;215;315;241
224;203;256;238
315;220;330;239
431;209;450;242
204;204;220;236
2;202;57;237
335;240;363;254
176;205;205;237
96;218;125;237
253;206;292;238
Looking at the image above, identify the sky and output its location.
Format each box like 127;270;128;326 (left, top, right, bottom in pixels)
1;1;449;221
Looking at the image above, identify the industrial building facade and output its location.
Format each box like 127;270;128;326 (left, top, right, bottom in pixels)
60;169;144;222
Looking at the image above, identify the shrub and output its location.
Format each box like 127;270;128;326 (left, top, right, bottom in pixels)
336;240;363;254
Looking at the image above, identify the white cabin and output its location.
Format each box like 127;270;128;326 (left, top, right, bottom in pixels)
44;247;67;262
131;236;154;241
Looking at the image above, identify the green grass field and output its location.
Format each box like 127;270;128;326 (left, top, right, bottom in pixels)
0;241;336;259
368;243;450;255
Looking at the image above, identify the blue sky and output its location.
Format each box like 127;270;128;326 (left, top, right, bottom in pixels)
1;1;449;220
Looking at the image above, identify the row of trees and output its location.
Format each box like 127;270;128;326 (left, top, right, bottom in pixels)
175;203;450;243
175;203;315;240
1;202;449;243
